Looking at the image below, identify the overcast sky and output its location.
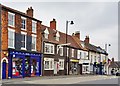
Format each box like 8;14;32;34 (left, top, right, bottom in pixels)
1;2;118;61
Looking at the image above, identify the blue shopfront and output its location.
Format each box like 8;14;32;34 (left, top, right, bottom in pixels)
8;50;42;79
93;62;104;75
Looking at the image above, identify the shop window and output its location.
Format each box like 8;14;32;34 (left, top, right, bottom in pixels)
21;32;26;50
21;17;26;30
8;12;15;27
83;65;89;73
12;58;23;77
8;28;15;48
32;34;36;51
32;20;36;33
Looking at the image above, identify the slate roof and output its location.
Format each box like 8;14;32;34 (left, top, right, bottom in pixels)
41;25;83;49
83;42;108;55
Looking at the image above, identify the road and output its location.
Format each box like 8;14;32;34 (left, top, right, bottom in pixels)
1;75;120;85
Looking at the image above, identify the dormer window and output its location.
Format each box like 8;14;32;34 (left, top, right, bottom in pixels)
56;31;60;41
44;28;49;39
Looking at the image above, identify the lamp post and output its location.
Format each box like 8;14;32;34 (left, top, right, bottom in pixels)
65;20;74;75
105;44;111;75
105;43;111;61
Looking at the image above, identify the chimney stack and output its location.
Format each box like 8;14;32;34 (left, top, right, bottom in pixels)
84;35;90;44
75;31;80;39
50;18;56;30
26;7;33;17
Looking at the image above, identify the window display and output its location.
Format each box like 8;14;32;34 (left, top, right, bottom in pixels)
12;58;23;77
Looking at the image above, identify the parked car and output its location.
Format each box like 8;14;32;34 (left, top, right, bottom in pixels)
116;72;120;76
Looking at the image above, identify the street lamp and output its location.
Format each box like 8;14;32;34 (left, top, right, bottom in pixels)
65;20;74;75
105;43;111;62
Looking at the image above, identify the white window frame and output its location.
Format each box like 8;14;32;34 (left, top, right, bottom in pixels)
67;48;69;57
21;31;27;50
44;58;54;70
21;17;26;30
8;28;15;48
59;59;64;70
44;43;54;54
44;33;48;39
44;28;49;39
59;47;63;56
32;20;37;33
71;49;74;57
8;12;15;27
31;34;37;51
56;36;59;41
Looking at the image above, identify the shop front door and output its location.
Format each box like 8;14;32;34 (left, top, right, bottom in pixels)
31;57;40;76
24;56;31;77
2;60;6;79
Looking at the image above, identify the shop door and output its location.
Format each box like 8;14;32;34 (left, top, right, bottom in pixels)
54;61;57;75
80;64;82;74
2;60;6;79
31;58;40;76
25;56;31;77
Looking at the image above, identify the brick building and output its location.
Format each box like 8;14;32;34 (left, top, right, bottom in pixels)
0;5;109;79
1;5;42;79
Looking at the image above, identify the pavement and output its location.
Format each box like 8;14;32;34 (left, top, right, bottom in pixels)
1;75;119;84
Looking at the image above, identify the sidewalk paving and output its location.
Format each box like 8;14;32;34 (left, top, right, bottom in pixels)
2;74;99;83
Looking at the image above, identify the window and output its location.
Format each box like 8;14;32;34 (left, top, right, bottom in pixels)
91;55;93;63
44;61;49;69
59;47;63;56
8;12;15;27
32;34;36;51
44;28;49;39
21;17;26;30
8;28;15;48
56;36;59;41
44;58;54;70
32;20;36;33
67;48;69;57
79;52;82;59
56;32;60;41
59;59;64;70
44;34;48;39
71;49;74;57
44;43;54;54
21;32;26;50
94;56;96;62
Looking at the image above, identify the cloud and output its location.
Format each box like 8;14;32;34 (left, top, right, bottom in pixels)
1;2;118;60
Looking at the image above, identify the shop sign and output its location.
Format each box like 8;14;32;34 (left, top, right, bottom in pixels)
70;59;79;62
